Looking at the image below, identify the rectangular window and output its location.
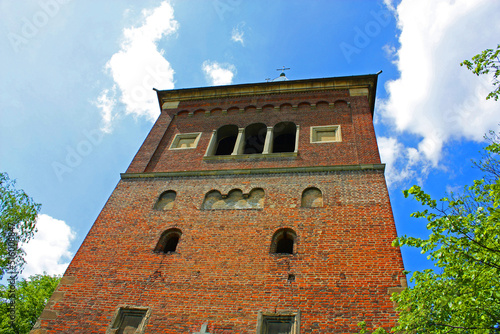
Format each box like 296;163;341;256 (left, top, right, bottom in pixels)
310;125;341;143
169;132;202;150
107;307;150;334
257;312;300;334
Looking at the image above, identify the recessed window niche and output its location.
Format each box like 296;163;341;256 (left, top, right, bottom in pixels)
154;191;176;211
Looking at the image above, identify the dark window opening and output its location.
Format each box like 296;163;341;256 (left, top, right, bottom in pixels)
276;232;294;254
273;122;296;153
215;135;237;155
164;235;179;252
244;123;267;154
213;125;238;156
271;228;296;255
155;229;182;253
273;133;295;153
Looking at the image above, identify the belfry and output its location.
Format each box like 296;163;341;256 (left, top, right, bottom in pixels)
33;73;405;334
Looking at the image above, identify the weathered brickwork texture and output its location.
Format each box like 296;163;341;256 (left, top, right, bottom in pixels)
33;76;405;334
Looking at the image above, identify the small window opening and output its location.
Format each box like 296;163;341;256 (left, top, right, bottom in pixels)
244;123;267;154
276;232;294;254
273;122;296;153
271;228;297;255
155;229;182;253
164;235;179;252
109;307;149;334
265;317;293;334
257;313;299;334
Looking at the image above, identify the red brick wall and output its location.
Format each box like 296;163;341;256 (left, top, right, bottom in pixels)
38;170;404;334
126;90;381;174
34;84;404;334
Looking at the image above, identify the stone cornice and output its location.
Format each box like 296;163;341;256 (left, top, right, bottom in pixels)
120;164;386;179
155;74;378;115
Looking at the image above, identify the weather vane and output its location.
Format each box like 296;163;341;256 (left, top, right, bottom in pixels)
277;66;290;75
265;66;291;82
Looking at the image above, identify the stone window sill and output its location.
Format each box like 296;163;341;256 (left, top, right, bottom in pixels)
203;152;298;161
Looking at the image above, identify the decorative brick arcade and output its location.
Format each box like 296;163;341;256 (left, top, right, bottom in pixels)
32;74;406;334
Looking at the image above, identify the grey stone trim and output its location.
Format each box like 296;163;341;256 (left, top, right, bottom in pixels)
203;152;297;161
120;164;386;179
59;276;76;285
387;286;405;295
39;310;58;320
29;330;47;334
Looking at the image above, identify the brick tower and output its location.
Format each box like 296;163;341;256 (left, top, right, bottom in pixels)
33;74;406;334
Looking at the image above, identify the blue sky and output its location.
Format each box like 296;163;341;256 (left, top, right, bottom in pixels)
0;0;499;279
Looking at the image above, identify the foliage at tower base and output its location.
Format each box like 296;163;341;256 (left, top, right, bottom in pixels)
0;274;60;334
0;173;40;278
1;172;41;333
360;136;500;333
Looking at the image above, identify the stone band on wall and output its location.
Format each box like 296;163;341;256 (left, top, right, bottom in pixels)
121;163;385;179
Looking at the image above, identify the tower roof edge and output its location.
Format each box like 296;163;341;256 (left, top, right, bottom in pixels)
156;74;379;116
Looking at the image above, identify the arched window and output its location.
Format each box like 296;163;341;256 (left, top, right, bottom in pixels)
272;122;297;153
270;228;297;255
243;123;267;154
154;228;182;253
214;125;239;156
301;187;323;208
154;190;176;210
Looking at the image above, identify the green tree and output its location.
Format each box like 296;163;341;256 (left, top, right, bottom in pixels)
360;48;500;334
392;138;500;333
461;44;500;101
0;172;41;333
0;172;40;278
359;137;500;333
0;274;60;334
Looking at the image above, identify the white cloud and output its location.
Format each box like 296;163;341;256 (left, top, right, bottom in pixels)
97;1;178;131
378;136;431;187
446;184;462;194
95;86;116;134
202;61;236;86
382;44;396;60
382;0;396;13
21;214;76;278
231;23;245;45
380;0;500;184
